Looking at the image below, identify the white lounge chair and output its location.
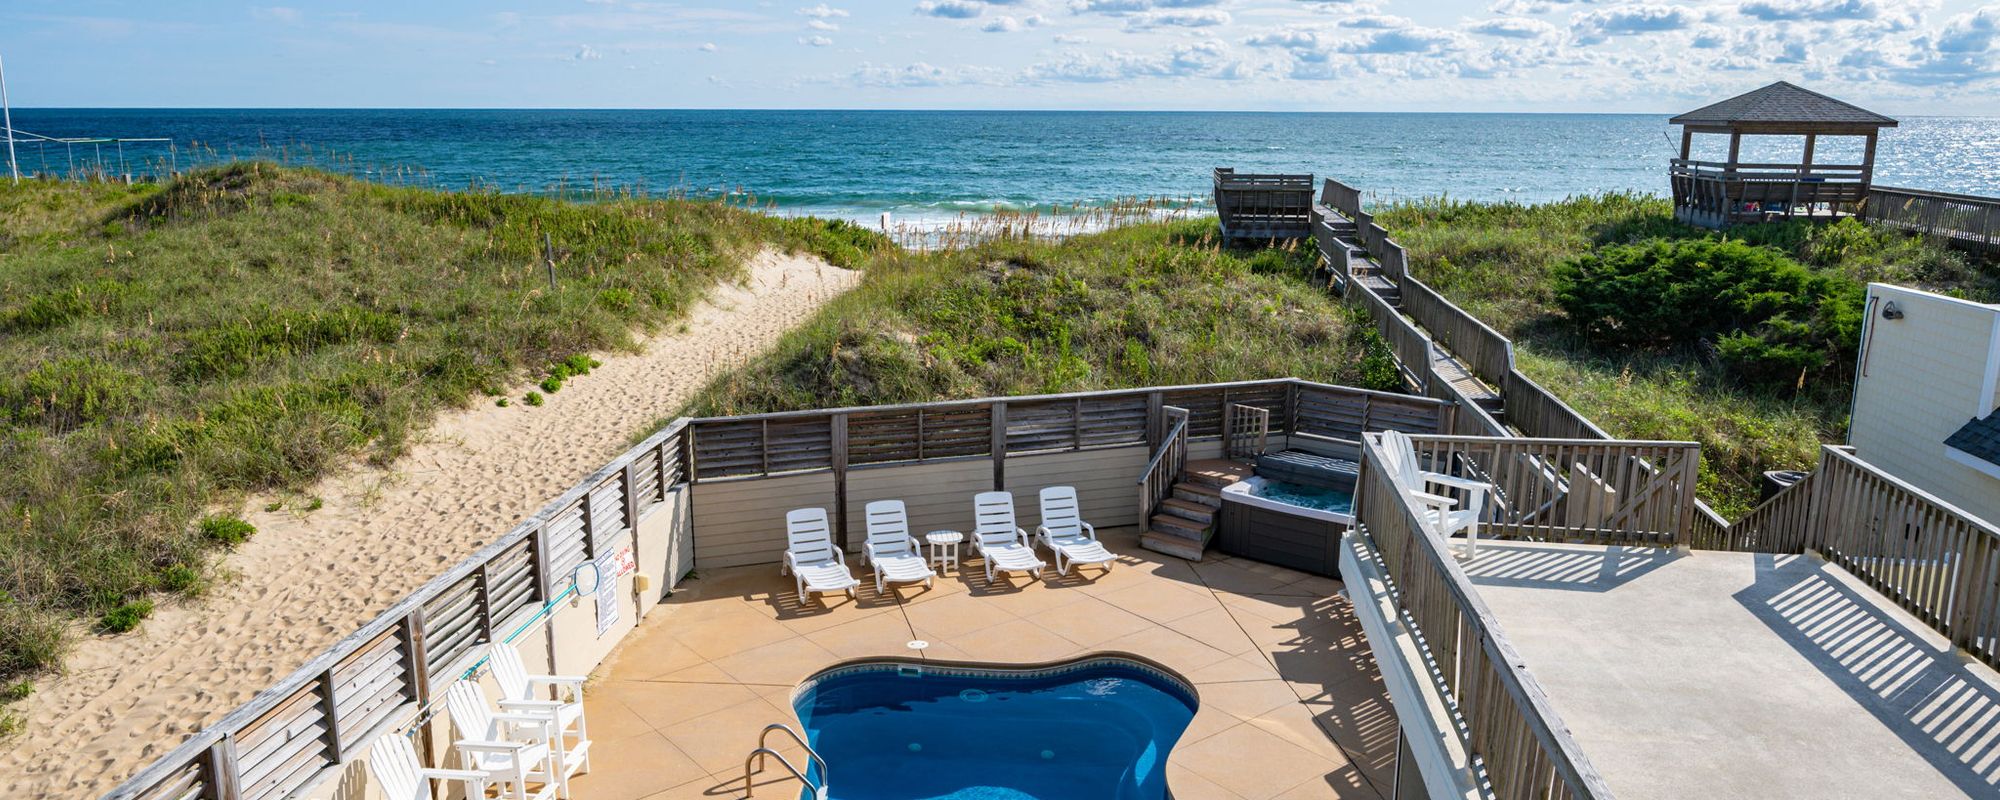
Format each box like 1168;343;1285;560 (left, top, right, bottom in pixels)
1036;486;1116;576
369;732;491;800
442;680;559;800
971;491;1046;584
781;507;860;604
862;500;936;595
1380;430;1491;558
488;643;591;790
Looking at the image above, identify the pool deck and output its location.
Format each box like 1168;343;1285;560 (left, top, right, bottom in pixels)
1467;541;2000;800
567;528;1395;800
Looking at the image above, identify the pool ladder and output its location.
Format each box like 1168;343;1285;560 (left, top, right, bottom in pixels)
744;723;829;799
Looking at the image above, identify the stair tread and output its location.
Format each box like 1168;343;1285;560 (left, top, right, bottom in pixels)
1159;498;1217;517
1172;481;1221;496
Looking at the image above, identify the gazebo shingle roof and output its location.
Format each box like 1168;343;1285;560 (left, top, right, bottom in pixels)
1671;81;1898;128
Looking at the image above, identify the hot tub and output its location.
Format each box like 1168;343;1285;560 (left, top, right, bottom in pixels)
1215;475;1354;577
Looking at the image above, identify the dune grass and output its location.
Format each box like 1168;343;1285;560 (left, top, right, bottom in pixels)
680;219;1394;417
1377;194;1997;515
0;163;882;685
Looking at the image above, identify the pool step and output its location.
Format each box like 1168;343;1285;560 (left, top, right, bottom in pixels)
1139;461;1244;562
1139;530;1208;561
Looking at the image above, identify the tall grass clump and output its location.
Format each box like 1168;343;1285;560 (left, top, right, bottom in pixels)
681;219;1381;417
0;163;884;683
1379;194;1996;516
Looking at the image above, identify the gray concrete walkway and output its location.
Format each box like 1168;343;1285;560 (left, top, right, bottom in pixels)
1468;541;2000;800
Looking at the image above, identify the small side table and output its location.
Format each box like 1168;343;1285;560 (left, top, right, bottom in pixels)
924;530;964;575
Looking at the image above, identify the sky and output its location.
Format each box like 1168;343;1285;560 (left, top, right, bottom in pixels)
4;1;1999;114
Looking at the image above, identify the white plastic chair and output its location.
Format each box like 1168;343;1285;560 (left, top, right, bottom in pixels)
1380;430;1490;558
488;643;591;790
1035;486;1116;576
369;732;491;800
862;500;936;594
971;491;1046;584
442;680;559;800
780;508;859;604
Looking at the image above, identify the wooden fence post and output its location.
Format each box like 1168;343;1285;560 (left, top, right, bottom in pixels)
315;669;342;762
831;414;850;550
991;402;1008;490
205;737;242;800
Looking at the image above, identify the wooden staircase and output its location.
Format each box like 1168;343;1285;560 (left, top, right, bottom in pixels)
1140;459;1251;560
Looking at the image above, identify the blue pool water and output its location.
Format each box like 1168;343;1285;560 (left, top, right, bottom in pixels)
1248;480;1355;516
793;659;1198;800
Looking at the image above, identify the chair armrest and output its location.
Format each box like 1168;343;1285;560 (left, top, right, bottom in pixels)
1034;525;1052;540
455;739;528;753
422;767;494;782
1421;472;1490;493
1410;491;1458;508
525;674;588;686
1080;521;1095;540
498;699;564;712
906;537;922;551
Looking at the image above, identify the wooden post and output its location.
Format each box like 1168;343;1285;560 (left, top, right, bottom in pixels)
400;608;438;768
990;402;1007;490
831;414;850;550
315;669;343;761
205;736;242;800
580;493;597;562
1678;128;1693;160
1861;132;1879;185
1801;134;1816;170
1725;131;1742;170
1145;391;1164;451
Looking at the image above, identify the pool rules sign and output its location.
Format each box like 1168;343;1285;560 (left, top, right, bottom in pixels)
595;545;636;638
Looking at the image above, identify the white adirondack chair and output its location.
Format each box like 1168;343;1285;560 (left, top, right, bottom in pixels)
1379;430;1491;558
442;680;560;800
781;508;860;604
368;732;491;800
971;491;1046;584
488;643;591;790
862;500;936;594
1035;486;1117;576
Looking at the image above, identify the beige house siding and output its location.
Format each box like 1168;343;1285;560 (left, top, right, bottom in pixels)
691;471;838;569
845;458;994;548
1005;445;1149;531
1850;284;2000;526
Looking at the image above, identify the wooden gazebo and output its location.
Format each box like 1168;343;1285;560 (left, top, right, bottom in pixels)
1669;81;1897;228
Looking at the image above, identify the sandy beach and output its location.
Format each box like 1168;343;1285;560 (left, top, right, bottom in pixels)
1;249;858;799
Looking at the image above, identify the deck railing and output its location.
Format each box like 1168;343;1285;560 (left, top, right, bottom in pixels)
107;419;691;800
1862;185;2000;253
1354;282;1434;393
1137;405;1190;525
105;378;1452;800
1408;435;1702;546
1357;433;1616;800
1401;275;1513;387
1213;168;1314;240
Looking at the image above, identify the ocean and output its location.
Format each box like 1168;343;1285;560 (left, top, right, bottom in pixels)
8;109;1998;225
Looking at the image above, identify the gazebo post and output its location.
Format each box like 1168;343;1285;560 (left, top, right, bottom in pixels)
1862;132;1878;184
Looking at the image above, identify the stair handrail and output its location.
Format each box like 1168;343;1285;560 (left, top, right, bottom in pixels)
1138;405;1192;524
755;723;829;789
744;747;825;799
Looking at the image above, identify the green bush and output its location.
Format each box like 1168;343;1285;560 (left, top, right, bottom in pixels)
1551;239;1863;390
199;515;256;546
95;599;154;634
523;391;544;406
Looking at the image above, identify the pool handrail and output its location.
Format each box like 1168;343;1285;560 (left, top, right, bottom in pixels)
754;723;828;790
743;747;824;799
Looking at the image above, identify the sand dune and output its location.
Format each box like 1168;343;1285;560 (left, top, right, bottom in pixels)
1;249;859;799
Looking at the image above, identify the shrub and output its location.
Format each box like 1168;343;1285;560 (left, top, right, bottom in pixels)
1551;239;1863;390
538;376;563;394
2;357;145;431
1;680;32;702
523;391;544;406
0;607;68;677
95;600;154;634
199;515;256;546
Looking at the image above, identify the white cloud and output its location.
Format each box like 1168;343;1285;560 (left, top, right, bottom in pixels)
982;14;1047;32
1027;39;1242;82
572;44;602;61
798;4;850;19
808;19;839;31
1467;18;1557;39
800;34;834;46
918;0;987;19
251;6;302;24
1886;5;2000;85
699;42;719;51
1570;5;1701;45
1126;9;1231;31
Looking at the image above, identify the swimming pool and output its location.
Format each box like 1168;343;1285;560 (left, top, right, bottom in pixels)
792;656;1199;800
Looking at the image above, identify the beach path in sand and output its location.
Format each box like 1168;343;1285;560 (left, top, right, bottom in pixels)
0;249;858;799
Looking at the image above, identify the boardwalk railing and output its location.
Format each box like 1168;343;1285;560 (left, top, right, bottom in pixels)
1214;168;1314;241
1401;275;1513;387
1356;433;1616;800
1354;282;1434;394
1863;185;2000;253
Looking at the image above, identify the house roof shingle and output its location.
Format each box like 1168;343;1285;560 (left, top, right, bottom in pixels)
1946;410;2000;469
1670;82;1899;128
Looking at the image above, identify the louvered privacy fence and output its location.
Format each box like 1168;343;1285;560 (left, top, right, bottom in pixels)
107;419;690;800
1356;433;1618;800
106;377;1452;800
